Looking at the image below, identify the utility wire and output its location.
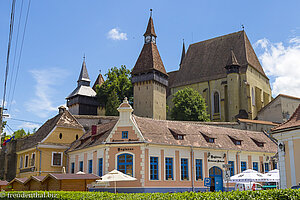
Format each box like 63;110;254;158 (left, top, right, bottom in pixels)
7;0;24;109
9;118;43;124
5;124;15;134
2;0;16;108
9;0;31;112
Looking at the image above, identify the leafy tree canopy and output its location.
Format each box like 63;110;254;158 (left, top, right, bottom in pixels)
96;65;133;115
171;87;210;121
105;90;120;116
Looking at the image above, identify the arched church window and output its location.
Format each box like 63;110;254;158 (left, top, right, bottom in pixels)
252;88;255;106
213;92;220;114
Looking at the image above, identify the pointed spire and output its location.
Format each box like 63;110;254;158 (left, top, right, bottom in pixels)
226;49;240;67
78;55;91;86
180;39;186;66
144;9;157;37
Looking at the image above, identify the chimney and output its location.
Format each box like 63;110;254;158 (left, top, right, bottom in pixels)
91;125;97;135
58;106;66;114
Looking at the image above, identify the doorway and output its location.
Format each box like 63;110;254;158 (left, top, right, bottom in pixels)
209;166;223;192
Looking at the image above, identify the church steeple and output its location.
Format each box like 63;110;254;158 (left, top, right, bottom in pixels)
180;39;186;67
77;56;91;87
144;10;157;44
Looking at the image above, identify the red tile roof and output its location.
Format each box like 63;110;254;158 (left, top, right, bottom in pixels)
45;173;99;181
272;104;300;132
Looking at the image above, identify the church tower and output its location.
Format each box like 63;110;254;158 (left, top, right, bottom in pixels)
132;13;168;120
66;58;99;115
225;50;241;121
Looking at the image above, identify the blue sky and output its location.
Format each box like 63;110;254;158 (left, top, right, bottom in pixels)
1;0;300;133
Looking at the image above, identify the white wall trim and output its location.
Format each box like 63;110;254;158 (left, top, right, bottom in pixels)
115;151;135;177
288;140;296;186
51;152;63;167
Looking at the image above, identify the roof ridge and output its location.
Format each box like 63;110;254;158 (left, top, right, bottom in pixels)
272;103;300;131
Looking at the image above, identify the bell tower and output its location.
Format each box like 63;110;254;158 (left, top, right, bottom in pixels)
131;11;168;120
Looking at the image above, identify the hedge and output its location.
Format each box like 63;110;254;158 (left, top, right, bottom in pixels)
0;189;299;200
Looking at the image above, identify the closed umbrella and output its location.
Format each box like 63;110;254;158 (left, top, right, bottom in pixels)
96;169;137;193
230;169;270;182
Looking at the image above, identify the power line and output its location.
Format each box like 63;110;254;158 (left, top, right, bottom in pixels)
2;0;16;108
5;124;15;134
9;118;43;124
7;0;24;109
9;0;31;112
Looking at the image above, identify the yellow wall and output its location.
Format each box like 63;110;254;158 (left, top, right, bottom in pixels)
293;139;300;186
167;66;272;121
43;127;84;144
134;80;166;120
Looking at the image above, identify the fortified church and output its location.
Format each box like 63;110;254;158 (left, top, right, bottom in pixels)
66;15;272;122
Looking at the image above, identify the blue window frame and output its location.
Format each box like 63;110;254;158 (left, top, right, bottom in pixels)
181;158;189;180
253;162;258;171
274;162;277;169
150;157;159;180
241;161;247;172
228;161;234;176
165;157;173;180
122;131;128;139
265;163;269;172
117;153;133;176
195;159;203;180
98;158;103;176
71;162;75;174
79;161;83;172
88;160;93;173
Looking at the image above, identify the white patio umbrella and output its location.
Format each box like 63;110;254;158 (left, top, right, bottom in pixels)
230;169;270;183
96;169;137;193
265;169;280;182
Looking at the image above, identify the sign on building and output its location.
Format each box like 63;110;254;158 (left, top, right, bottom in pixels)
204;178;211;187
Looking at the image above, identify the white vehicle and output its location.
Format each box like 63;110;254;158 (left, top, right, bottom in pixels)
235;182;263;191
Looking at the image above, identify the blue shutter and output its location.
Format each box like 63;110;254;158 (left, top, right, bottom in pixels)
196;159;203;180
228;161;234;176
88;160;93;173
265;163;269;172
181;158;189;180
253;162;258;171
98;158;103;176
71;162;75;174
79;161;83;172
165;158;173;180
241;161;247;172
150;157;159;180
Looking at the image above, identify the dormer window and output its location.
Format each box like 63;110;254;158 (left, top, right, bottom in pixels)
251;138;265;147
228;135;242;145
169;128;185;140
200;132;216;143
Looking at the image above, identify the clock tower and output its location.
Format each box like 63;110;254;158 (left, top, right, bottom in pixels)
131;13;168;120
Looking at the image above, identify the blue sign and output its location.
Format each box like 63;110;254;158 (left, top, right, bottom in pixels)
204;178;211;187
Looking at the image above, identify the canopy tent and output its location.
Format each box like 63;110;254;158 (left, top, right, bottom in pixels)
96;169;137;193
230;169;270;182
265;169;280;182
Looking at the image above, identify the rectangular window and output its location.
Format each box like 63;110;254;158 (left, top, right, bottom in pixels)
52;152;62;166
274;162;277;170
98;158;103;176
150;157;159;180
165;157;173;180
88;160;93;173
79;161;83;172
253;162;258;171
195;159;203;180
20;156;23;168
181;158;189;180
31;153;35;167
264;163;269;173
25;155;29;168
241;161;247;172
228;161;235;176
71;162;75;174
122;131;128;139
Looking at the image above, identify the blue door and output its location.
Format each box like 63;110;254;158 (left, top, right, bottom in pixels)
209;167;223;192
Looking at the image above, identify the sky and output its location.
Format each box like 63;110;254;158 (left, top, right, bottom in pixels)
1;0;300;134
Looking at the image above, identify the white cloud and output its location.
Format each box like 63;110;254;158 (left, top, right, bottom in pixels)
18;122;40;130
107;28;128;40
26;68;66;118
255;37;300;97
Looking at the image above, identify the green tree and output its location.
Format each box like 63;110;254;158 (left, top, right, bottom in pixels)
13;128;27;139
171;87;210;121
96;65;133;110
105;90;120;116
